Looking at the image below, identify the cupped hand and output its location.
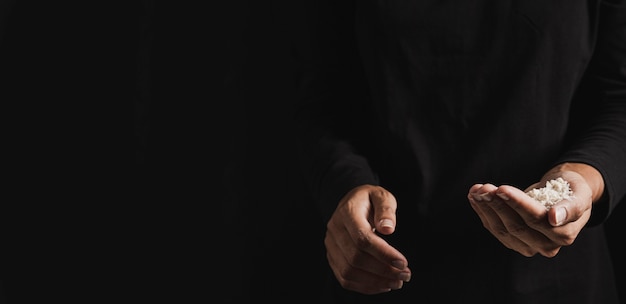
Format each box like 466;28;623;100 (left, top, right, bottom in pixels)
467;170;594;257
325;184;411;294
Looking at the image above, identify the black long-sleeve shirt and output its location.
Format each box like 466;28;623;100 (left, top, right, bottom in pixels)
294;1;626;303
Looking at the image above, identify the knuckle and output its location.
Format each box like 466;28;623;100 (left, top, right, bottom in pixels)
372;187;387;198
337;277;359;292
338;266;359;282
528;214;545;226
347;251;369;269
559;233;576;246
355;229;374;250
494;227;510;239
507;224;529;237
511;245;536;257
520;250;537;257
380;205;394;213
551;229;577;246
539;247;561;258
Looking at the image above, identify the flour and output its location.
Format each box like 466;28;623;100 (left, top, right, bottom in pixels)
525;177;574;210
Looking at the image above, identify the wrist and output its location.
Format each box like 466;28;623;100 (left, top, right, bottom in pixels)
551;162;605;203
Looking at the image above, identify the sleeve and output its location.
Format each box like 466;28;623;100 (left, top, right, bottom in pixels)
292;0;379;223
556;0;626;225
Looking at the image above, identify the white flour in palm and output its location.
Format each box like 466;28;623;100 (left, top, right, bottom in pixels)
526;177;574;210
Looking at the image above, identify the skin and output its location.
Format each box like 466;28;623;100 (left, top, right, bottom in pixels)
324;162;604;294
468;162;604;257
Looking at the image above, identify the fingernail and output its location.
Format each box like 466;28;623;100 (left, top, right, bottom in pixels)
471;193;483;202
398;272;411;282
479;192;493;201
392;260;405;269
497;193;509;200
555;207;567;225
390;280;404;290
379;219;394;229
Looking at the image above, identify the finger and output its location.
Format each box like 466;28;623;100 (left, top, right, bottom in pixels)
340;187;410;273
325;229;404;294
548;204;570;227
468;184;497;232
327;218;412;293
495;185;550;226
468;189;491;229
469;184;532;254
546;176;592;227
543;197;591;246
495;185;563;256
328;217;410;277
332;265;403;295
495;185;546;216
328;250;403;295
346;223;410;271
369;187;398;235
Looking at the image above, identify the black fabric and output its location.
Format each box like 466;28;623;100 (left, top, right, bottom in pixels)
1;0;623;303
294;0;626;303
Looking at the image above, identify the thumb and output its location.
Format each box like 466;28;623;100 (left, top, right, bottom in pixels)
549;205;569;227
548;193;589;227
369;187;398;235
546;174;593;227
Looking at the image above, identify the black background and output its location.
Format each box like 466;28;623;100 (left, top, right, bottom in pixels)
0;1;622;303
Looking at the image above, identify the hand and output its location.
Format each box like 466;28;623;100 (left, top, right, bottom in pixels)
325;184;411;294
467;165;600;257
